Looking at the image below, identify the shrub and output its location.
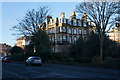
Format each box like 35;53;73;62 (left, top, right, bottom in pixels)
10;53;24;61
63;57;74;62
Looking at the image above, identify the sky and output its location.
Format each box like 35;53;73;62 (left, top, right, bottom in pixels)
1;2;81;46
1;0;118;47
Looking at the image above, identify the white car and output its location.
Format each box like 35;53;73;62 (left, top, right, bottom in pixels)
25;56;42;66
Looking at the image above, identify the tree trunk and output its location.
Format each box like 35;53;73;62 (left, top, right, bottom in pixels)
100;35;103;63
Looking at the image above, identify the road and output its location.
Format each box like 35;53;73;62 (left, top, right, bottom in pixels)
2;61;120;79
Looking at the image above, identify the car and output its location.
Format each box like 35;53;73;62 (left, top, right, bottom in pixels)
2;56;12;62
25;56;42;66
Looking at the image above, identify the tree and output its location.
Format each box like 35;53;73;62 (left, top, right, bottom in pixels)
12;6;51;36
76;1;119;62
83;32;100;58
11;6;52;59
10;46;23;54
30;30;51;53
69;37;85;62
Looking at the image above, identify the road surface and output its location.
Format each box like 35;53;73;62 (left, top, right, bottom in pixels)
2;61;120;79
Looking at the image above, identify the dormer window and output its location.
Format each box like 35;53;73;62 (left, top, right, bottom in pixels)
68;20;71;25
62;18;64;23
78;21;81;26
59;18;62;23
73;20;77;26
84;22;86;27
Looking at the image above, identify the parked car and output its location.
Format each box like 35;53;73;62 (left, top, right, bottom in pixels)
25;56;42;66
2;56;12;62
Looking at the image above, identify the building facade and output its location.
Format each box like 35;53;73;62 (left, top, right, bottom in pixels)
108;23;120;43
45;11;96;52
16;36;30;49
0;43;12;57
16;11;96;52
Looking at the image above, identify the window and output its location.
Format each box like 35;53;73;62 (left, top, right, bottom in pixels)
50;19;53;25
74;37;77;41
59;36;62;41
84;22;86;27
73;20;77;26
60;26;66;32
68;20;71;25
74;29;77;34
52;36;54;42
60;27;62;32
69;36;72;43
62;26;66;32
63;18;66;23
84;29;86;34
74;37;77;43
63;35;66;41
68;28;72;34
59;18;61;23
66;19;68;24
79;29;82;34
78;21;81;26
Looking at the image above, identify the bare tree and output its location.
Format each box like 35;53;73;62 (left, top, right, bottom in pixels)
12;6;51;36
76;1;119;62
